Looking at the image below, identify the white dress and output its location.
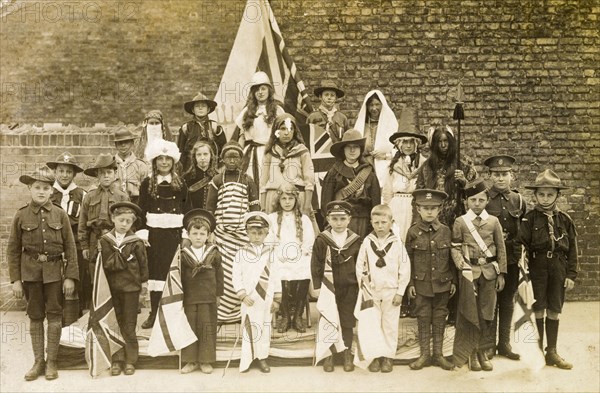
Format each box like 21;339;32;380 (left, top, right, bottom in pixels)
268;211;314;281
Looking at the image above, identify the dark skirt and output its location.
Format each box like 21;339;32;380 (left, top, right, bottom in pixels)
148;227;181;283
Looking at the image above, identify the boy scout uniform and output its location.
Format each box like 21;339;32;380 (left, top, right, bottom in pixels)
7;167;78;381
113;128;149;204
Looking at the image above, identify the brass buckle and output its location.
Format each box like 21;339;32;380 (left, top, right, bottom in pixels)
547;251;553;259
477;257;487;266
37;254;47;262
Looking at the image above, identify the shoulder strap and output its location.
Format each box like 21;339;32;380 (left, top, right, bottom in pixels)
334;166;372;200
463;217;493;258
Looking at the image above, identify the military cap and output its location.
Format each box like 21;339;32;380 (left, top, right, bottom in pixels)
183;208;216;232
412;189;448;206
484;155;516;172
464;178;488;198
325;200;353;216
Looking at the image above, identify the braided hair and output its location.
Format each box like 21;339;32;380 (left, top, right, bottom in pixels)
273;187;303;242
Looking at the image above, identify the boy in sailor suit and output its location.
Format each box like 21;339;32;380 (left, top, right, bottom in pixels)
232;211;281;373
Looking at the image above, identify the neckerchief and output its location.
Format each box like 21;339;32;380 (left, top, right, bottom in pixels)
53;181;77;211
182;245;216;277
534;204;562;254
367;232;396;268
318;105;339;138
194;117;214;140
115;153;137;193
319;230;361;265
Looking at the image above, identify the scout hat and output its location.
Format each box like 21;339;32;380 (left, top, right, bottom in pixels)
325;200;353;216
464;178;488;198
484;155;516;172
145;139;181;163
113;128;138;143
389;107;427;145
250;71;272;88
314;80;345;98
183;208;216;232
184;92;217;116
329;129;366;160
109;201;143;219
412;189;448;206
46;152;84;173
83;153;117;177
243;211;271;229
525;169;569;190
220;141;244;159
19;165;55;185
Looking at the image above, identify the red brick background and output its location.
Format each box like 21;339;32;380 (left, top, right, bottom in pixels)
1;0;598;306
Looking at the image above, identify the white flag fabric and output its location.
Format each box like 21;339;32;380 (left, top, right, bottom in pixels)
211;0;313;140
147;247;197;357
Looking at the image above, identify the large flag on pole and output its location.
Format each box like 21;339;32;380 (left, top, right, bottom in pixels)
211;0;313;140
147;246;197;357
85;253;124;377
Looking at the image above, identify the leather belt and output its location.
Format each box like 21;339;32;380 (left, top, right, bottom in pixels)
469;257;496;266
23;250;63;263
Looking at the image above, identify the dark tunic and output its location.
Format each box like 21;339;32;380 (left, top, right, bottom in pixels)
181;245;224;305
177;119;226;172
183;167;218;210
99;230;149;293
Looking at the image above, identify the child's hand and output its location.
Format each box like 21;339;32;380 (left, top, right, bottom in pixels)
142;239;151;248
392;294;402;306
63;278;75;297
496;274;505;292
450;283;457;297
12;281;23;300
242;295;254;307
216;297;221;307
408;286;416;299
270;300;280;313
564;278;575;291
82;249;90;260
454;170;466;185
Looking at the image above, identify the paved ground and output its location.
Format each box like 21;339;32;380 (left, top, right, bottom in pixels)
1;301;598;393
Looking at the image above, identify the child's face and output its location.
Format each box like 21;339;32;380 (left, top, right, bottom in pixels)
156;156;174;175
343;144;361;164
188;226;209;248
195;145;212;170
55;164;75;188
97;168;116;188
320;90;337;109
416;205;441;223
490;170;513;191
193;102;210;118
247;227;269;245
147;118;162;127
254;85;270;104
276;120;295;145
466;191;489;215
222;151;242;171
326;214;351;233
112;212;135;234
371;214;393;238
534;187;558;209
396;138;416;155
367;98;382;120
279;193;296;212
115;140;134;158
29;181;53;205
437;133;449;156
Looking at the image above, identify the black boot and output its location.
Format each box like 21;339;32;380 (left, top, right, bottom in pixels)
322;356;334;372
477;350;493;371
536;318;545;351
545;318;573;369
497;294;519;360
142;292;160;329
25;320;45;381
277;281;290;333
293;280;309;333
409;319;431;370
431;320;453;370
45;321;61;380
343;349;354;372
469;351;481;371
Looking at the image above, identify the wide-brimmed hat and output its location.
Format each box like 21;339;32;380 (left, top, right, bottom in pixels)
145;140;181;164
389;107;427;145
184;93;217;115
109;201;143;218
113;128;138;143
84;153;117;177
314;80;345;98
525;169;569;190
183;208;216;232
46;152;84;173
19;166;55;185
250;71;272;88
484;155;516;172
329;129;366;160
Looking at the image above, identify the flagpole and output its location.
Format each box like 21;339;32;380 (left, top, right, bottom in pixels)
222;327;241;377
452;82;465;171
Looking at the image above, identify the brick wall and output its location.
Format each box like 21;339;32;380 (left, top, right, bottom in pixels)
1;0;598;305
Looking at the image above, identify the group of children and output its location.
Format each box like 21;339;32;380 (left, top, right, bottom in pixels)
7;73;579;379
